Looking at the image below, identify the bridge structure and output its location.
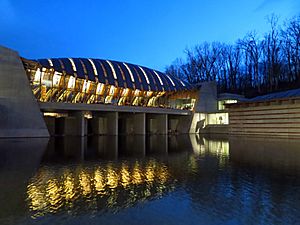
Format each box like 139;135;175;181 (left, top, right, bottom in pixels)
0;45;209;138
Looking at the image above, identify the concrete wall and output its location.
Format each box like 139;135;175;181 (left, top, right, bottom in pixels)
0;46;49;137
194;81;217;113
228;98;300;137
200;125;229;135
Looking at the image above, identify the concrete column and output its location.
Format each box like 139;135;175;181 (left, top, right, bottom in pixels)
91;117;107;135
91;112;118;135
133;113;146;135
107;112;118;135
64;112;87;136
147;114;168;134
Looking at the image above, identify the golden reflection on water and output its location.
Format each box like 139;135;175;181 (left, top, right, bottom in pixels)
27;159;174;218
191;137;230;166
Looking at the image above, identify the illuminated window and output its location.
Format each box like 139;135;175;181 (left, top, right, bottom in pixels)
53;72;62;87
166;75;175;86
68;58;77;72
218;100;237;110
96;83;105;95
146;91;153;97
88;59;98;75
134;89;140;96
106;60;117;80
47;59;53;67
122;88;130;96
109;85;115;96
138;66;150;84
82;80;91;92
153;71;163;86
207;113;229;125
67;76;76;89
34;68;42;82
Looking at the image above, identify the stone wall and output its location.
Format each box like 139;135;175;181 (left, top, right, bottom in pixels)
228;98;300;137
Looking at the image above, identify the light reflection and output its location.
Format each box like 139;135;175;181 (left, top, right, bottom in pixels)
79;171;92;196
63;173;76;201
46;179;63;212
106;166;118;189
190;135;230;167
27;160;174;218
120;164;131;188
94;168;105;194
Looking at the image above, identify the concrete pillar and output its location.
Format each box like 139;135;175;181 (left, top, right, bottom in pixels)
147;114;168;134
133;113;146;135
91;117;106;135
64;112;87;136
0;45;49;137
91;112;118;135
107;112;118;135
121;113;146;135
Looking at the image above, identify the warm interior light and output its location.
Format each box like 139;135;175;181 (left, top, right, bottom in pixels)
34;68;42;82
67;76;76;89
96;83;105;95
122;88;130;96
53;72;62;87
146;91;153;97
109;85;115;96
82;80;91;93
134;89;140;96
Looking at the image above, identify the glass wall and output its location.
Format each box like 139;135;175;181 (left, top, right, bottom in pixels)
218;99;237;110
206;112;229;125
23;62;196;110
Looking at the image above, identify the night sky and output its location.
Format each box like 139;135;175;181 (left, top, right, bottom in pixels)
0;0;299;71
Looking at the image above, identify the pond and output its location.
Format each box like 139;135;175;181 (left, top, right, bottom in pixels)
0;135;299;225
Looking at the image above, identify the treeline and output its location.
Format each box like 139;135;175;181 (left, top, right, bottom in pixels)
166;15;300;97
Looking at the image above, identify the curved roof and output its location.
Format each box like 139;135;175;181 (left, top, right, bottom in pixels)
35;58;192;92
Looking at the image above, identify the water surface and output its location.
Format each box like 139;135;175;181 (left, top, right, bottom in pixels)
0;135;299;225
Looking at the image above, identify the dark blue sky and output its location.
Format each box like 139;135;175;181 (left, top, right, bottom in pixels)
0;0;299;71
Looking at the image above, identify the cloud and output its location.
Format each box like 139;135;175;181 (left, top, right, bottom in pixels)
0;0;17;24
